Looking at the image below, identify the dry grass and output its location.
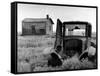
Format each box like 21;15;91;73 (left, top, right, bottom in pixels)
17;35;96;72
61;55;95;70
17;35;55;72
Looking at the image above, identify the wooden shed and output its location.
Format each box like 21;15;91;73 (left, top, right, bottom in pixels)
22;15;54;35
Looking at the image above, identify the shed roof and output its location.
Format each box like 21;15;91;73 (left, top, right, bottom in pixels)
22;18;54;24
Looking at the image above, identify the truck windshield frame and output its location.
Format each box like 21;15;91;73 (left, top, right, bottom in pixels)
63;21;92;38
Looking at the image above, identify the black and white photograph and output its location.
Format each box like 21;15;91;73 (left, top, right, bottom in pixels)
11;2;97;73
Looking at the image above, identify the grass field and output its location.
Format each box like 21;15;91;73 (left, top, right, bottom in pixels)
17;35;96;72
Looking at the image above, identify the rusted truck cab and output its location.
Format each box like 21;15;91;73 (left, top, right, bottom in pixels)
55;19;92;58
62;21;92;57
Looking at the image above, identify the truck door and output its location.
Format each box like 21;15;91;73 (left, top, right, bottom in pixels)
54;19;63;49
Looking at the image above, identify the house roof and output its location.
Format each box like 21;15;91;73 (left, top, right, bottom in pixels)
22;18;54;24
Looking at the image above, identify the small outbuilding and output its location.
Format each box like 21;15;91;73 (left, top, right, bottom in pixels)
22;15;54;35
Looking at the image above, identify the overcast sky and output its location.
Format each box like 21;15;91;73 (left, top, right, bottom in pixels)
18;3;96;33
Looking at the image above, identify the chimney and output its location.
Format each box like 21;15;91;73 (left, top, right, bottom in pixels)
46;14;49;19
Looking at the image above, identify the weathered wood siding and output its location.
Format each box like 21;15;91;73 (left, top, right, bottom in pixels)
22;18;53;35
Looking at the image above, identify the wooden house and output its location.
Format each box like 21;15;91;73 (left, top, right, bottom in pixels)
22;15;54;35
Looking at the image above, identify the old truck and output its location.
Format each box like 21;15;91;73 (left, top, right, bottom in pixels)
48;19;97;67
54;19;92;58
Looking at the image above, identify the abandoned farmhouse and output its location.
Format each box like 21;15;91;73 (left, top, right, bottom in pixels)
22;15;54;35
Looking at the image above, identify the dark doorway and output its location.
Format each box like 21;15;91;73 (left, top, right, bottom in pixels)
31;26;46;35
31;26;36;35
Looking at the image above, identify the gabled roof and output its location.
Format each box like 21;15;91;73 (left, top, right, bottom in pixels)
22;18;54;24
49;18;54;24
